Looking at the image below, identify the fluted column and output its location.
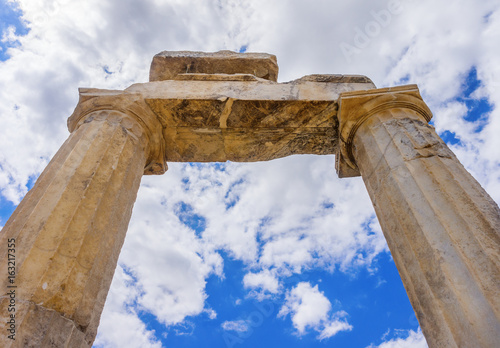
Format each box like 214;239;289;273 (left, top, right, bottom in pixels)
337;85;500;348
0;92;165;347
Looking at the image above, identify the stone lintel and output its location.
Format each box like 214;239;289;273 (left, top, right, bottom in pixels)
70;76;375;163
127;75;375;101
149;50;279;82
336;84;433;178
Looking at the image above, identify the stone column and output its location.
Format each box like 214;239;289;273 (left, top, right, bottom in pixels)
336;85;500;348
0;92;165;347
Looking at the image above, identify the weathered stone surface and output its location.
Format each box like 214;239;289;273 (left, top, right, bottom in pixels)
149;50;279;82
77;74;374;163
294;74;374;84
338;85;500;347
336;84;432;177
174;73;266;82
149;96;338;162
0;109;153;347
0;300;87;347
68;90;167;175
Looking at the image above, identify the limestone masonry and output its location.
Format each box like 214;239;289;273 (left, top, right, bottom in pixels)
0;51;499;347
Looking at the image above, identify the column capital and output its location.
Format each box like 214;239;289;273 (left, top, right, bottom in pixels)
336;84;432;178
68;89;167;175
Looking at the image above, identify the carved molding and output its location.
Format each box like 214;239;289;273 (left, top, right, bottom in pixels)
68;89;167;175
336;84;433;178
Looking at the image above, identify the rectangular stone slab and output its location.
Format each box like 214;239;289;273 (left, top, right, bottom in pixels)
74;75;375;163
149;50;279;82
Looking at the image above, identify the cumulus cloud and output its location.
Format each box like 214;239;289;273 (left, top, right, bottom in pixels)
204;308;217;320
278;282;352;339
243;269;280;294
318;320;355;341
93;266;162;348
221;320;250;333
369;329;428;348
117;175;224;326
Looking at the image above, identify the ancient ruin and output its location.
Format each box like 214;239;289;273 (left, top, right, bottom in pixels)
1;51;499;347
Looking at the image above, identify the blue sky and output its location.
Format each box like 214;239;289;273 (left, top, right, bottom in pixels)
0;0;28;61
1;1;500;347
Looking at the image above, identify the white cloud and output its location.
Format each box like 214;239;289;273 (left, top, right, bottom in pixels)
318;320;354;340
117;176;224;326
1;25;18;44
243;269;280;298
204;308;217;320
221;320;250;333
278;282;352;339
369;329;428;348
93;266;162;348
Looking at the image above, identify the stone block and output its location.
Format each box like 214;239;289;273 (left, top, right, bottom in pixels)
149;50;279;82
